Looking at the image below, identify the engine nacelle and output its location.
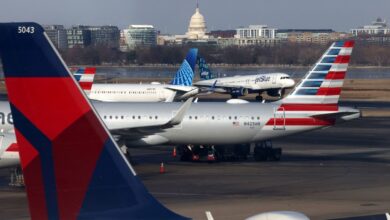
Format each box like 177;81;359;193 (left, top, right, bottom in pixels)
230;87;248;97
267;88;283;97
246;211;309;220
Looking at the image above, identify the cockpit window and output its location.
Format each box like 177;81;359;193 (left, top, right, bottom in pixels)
280;76;290;79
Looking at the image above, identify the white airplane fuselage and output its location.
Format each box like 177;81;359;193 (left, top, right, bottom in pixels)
194;73;295;94
88;84;199;102
0;101;359;147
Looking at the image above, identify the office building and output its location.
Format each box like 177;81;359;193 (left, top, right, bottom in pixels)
43;25;68;49
123;25;157;49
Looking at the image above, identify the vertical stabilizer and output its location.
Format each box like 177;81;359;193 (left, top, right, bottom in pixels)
198;57;215;80
0;22;188;220
73;67;96;91
171;48;198;86
282;41;354;106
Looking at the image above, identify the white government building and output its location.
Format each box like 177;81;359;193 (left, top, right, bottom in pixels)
351;18;390;36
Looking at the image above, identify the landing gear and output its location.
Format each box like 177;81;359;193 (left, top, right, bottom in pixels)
255;95;263;102
254;141;282;162
179;145;218;162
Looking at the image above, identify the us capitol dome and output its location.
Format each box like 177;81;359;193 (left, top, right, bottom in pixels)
186;5;208;40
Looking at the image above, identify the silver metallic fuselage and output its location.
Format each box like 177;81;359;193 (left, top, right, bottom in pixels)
0;101;360;147
93;101;360;146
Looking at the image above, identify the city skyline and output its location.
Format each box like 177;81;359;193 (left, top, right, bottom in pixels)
0;0;389;34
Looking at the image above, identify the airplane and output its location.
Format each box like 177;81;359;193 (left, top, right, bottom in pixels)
194;57;296;101
0;21;315;220
85;49;200;102
0;22;387;220
0;26;359;164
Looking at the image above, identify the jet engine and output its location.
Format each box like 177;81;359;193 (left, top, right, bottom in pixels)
230;87;248;97
267;88;284;97
246;211;310;220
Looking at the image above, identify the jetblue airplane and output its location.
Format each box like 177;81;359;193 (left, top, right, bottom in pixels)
85;49;199;102
0;23;360;166
0;22;387;220
194;57;295;100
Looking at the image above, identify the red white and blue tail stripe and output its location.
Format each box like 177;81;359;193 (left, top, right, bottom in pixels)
0;22;188;220
282;41;354;105
73;67;96;91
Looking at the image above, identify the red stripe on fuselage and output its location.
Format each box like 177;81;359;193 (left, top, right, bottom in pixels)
325;71;346;80
266;118;335;126
16;129;49;220
334;55;350;64
278;104;339;111
317;87;341;96
5;78;90;140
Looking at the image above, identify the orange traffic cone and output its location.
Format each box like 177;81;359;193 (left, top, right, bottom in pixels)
172;147;177;158
160;162;165;174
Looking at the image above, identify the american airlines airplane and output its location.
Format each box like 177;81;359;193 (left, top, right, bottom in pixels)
194;57;295;100
85;49;200;102
0;22;386;220
0;23;359;165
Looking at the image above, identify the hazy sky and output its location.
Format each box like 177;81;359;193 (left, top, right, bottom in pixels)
0;0;389;33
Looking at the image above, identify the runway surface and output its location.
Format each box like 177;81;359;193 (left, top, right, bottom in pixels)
0;117;390;220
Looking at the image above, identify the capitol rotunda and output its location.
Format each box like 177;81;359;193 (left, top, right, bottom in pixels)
186;6;208;40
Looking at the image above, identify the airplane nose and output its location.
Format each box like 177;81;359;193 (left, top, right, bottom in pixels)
287;79;295;87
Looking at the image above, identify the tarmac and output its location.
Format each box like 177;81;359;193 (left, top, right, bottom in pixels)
0;116;390;220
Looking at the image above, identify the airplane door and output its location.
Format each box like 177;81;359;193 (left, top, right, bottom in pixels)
273;107;285;130
272;75;277;84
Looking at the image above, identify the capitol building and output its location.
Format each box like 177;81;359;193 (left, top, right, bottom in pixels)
186;6;209;40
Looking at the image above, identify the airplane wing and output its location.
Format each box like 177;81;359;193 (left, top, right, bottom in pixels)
110;98;193;138
165;86;199;101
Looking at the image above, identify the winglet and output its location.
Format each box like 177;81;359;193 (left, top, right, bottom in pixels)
168;97;194;126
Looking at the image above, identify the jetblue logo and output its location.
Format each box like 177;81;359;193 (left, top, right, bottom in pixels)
0;112;13;125
255;75;270;83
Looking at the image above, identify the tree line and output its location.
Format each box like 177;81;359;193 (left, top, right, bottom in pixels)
59;42;390;67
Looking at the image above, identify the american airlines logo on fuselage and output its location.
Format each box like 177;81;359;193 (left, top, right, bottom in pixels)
0;112;13;125
255;75;271;83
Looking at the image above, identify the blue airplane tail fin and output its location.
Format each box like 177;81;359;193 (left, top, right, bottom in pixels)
0;22;188;220
198;57;215;80
170;48;198;86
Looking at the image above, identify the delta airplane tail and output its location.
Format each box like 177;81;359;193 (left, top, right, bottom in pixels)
282;41;354;107
0;22;188;220
170;48;198;86
73;67;96;91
